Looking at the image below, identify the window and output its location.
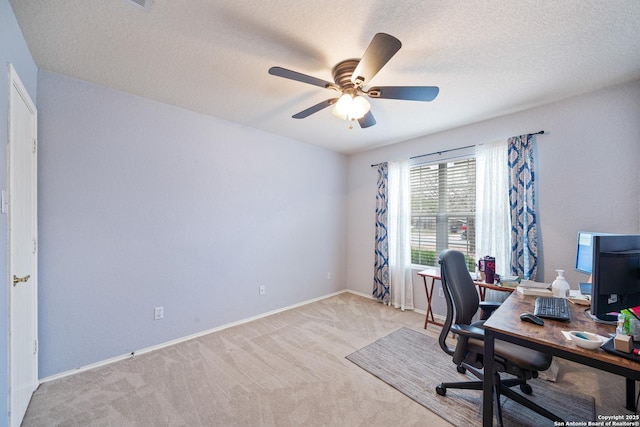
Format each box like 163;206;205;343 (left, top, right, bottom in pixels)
410;158;476;269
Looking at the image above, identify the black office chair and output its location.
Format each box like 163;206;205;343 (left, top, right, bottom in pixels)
434;249;561;426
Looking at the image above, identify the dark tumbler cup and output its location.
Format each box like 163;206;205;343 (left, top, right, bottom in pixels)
484;257;496;284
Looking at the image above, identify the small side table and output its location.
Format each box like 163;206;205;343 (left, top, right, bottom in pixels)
417;269;515;329
417;269;445;329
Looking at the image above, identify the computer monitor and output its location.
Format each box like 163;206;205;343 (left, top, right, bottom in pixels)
575;231;611;275
591;234;640;322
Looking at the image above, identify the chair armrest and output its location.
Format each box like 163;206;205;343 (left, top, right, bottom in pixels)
451;324;485;340
479;301;501;320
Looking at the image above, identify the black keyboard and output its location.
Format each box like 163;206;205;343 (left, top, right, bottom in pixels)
534;297;571;321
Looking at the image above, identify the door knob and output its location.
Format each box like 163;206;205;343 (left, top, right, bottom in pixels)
13;274;30;286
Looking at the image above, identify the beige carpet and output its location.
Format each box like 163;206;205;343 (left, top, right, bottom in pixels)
22;293;629;426
347;327;595;426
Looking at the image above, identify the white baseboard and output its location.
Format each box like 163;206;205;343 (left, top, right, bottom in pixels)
40;289;349;384
40;288;444;384
345;288;374;300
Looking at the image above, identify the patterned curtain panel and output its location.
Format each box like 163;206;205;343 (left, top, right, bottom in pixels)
508;134;539;280
373;163;390;303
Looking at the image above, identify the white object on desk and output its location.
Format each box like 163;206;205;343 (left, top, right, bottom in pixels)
516;286;553;297
568;290;590;306
551;270;571;298
520;280;550;289
562;330;607;349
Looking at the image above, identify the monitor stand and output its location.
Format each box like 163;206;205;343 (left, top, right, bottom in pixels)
585;309;617;324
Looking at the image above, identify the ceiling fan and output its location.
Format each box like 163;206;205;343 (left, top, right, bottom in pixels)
268;33;439;129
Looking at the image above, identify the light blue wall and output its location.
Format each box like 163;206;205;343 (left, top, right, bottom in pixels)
37;71;348;377
6;0;640;407
346;80;640;318
1;0;38;425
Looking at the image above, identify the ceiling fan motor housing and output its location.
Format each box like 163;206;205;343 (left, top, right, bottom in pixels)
332;59;360;91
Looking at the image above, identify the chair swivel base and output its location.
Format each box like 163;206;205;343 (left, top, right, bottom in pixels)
435;378;532;397
435;375;561;426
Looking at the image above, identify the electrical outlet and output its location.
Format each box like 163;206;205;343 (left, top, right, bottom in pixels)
327;272;331;280
259;285;266;296
154;306;164;320
438;287;444;298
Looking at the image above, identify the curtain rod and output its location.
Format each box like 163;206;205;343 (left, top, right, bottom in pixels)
370;130;545;167
409;144;475;161
370;144;475;167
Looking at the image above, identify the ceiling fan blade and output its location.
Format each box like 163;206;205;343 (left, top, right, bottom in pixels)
292;98;338;119
351;33;402;87
367;86;440;101
358;111;376;128
269;66;334;89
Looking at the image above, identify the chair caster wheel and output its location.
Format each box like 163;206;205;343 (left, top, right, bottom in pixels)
457;365;466;374
436;385;447;396
520;383;533;395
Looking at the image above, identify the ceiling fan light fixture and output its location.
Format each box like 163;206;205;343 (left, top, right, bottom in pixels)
351;95;370;119
332;94;370;120
332;94;352;120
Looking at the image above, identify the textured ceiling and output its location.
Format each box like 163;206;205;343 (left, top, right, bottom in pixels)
9;0;640;153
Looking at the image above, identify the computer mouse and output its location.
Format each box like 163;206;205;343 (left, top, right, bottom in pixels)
520;312;544;326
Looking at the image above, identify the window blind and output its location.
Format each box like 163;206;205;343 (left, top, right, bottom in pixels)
410;158;476;268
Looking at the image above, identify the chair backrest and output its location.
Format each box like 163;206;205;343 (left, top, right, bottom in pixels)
438;249;480;356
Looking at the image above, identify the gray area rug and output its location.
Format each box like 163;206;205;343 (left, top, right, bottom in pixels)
347;327;595;426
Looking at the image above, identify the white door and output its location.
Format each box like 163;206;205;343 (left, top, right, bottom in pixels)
8;64;38;427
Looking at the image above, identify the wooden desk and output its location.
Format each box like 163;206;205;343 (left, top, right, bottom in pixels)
482;293;640;426
417;269;515;329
